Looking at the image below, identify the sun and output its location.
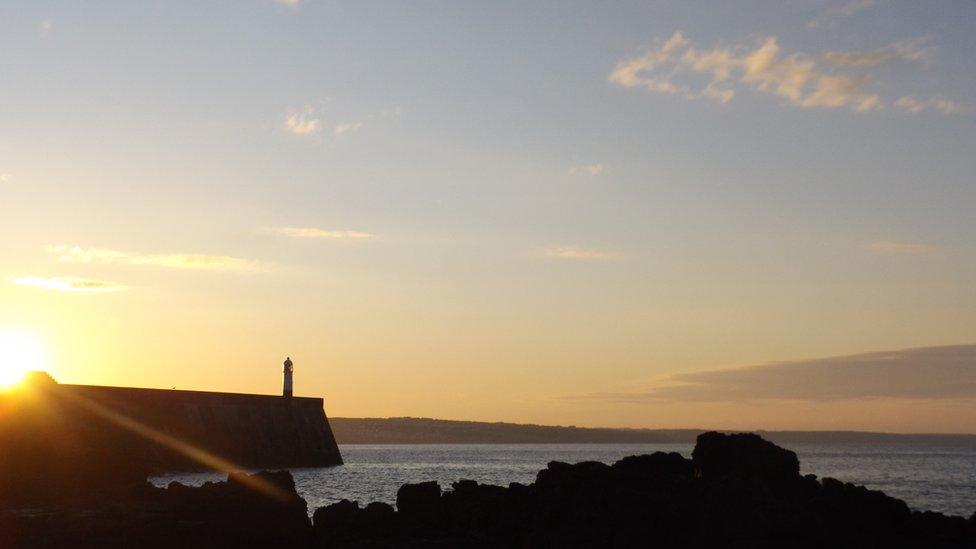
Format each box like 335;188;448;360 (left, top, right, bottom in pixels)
0;331;47;389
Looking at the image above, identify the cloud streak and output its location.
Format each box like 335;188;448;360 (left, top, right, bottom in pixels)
49;245;260;272
13;276;127;292
821;38;932;68
566;344;976;403
894;96;963;115
569;164;604;177
333;122;363;136
610;32;958;114
268;227;374;239
543;246;620;261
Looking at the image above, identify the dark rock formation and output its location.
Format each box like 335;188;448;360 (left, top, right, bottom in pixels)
2;431;974;547
396;481;442;524
2;471;311;549
693;431;800;487
310;432;976;548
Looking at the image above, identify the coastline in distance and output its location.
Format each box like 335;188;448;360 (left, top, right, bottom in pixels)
330;417;976;445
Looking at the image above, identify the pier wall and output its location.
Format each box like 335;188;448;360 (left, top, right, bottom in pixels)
59;384;344;472
0;379;342;502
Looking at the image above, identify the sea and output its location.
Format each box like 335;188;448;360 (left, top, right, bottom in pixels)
151;443;976;518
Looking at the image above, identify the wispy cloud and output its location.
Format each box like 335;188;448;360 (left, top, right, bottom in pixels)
39;19;52;38
333;122;363;136
13;276;126;293
864;240;934;255
564;344;976;403
609;32;959;114
49;245;260;272
267;227;374;240
0;173;11;184
821;38;932;68
274;0;302;6
543;245;620;261
284;108;322;135
569;163;604;177
894;96;964;115
807;0;878;30
285;106;368;138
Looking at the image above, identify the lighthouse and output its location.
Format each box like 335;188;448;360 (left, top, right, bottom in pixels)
283;356;294;398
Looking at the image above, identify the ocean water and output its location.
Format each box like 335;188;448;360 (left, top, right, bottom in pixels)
151;443;976;518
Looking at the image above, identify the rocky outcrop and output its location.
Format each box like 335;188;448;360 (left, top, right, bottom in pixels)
2;432;974;547
693;431;800;489
2;471;311;549
311;432;976;548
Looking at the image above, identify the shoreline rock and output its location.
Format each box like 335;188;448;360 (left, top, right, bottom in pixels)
3;432;974;547
312;432;976;548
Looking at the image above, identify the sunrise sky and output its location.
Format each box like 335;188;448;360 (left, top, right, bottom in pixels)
1;1;974;432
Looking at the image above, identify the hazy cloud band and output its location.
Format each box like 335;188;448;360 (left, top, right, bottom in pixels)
567;344;976;403
13;276;127;292
49;245;260;272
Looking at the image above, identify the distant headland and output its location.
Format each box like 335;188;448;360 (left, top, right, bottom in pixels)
331;416;976;445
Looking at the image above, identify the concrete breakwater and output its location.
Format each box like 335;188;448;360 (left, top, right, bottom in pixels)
0;374;342;502
59;383;344;471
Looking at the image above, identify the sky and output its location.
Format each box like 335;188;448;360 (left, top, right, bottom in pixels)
1;0;974;432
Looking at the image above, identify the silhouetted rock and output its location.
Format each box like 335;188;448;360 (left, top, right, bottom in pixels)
396;480;442;520
396;480;446;541
312;499;366;548
3;432;973;547
693;431;800;490
308;434;974;548
4;471;310;548
612;451;693;480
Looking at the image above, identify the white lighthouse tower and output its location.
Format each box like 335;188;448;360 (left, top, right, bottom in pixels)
283;356;294;398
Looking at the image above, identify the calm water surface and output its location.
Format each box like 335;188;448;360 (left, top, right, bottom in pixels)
152;443;976;517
